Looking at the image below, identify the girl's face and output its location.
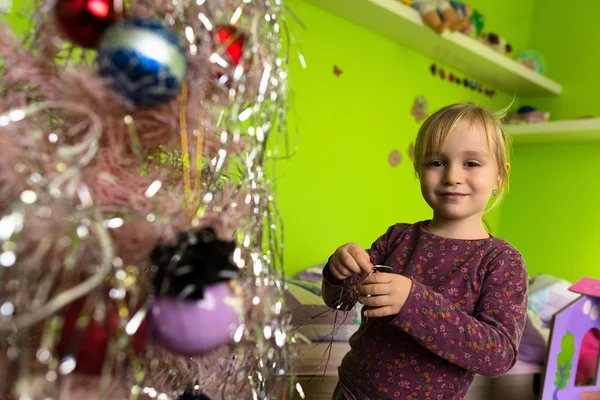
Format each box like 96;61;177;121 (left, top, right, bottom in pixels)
419;121;500;223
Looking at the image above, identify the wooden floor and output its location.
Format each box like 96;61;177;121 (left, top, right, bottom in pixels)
289;374;539;400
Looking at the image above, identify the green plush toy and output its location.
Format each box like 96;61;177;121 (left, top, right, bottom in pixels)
470;9;485;37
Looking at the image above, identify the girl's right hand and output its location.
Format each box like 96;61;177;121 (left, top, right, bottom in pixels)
329;243;373;281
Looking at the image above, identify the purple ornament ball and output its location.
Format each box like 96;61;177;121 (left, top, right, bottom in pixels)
149;282;241;355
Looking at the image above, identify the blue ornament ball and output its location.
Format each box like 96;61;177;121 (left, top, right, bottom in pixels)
97;17;188;108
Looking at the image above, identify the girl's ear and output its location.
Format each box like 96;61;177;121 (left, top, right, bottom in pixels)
497;162;510;187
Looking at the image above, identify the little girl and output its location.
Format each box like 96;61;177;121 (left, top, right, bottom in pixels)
322;103;528;400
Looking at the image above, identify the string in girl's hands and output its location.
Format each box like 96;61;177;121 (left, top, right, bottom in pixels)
358;265;392;323
359;265;392;285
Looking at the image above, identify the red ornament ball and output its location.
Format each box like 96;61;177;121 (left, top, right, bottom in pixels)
215;25;246;66
55;0;123;48
57;296;148;375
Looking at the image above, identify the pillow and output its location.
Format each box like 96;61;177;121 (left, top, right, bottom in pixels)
293;266;325;282
284;265;362;342
520;274;580;364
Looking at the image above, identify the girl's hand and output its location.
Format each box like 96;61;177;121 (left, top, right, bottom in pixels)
357;272;413;317
328;243;373;281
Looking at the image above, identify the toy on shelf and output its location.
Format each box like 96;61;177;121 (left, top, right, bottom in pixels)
515;50;547;74
429;63;496;97
447;1;473;33
479;32;512;56
411;0;469;33
508;106;550;124
436;1;484;37
540;278;600;400
466;8;484;37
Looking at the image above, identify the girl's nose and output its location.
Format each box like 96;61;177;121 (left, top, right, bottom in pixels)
443;165;463;185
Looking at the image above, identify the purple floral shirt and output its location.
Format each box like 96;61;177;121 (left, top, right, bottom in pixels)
322;221;528;400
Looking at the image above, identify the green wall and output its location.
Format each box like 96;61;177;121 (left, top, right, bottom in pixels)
497;0;600;280
4;0;596;280
499;143;600;281
520;0;599;120
279;0;518;276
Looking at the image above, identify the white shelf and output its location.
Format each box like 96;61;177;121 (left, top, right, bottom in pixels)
303;0;562;96
506;119;600;144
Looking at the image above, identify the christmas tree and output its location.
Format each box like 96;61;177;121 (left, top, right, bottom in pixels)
0;0;298;399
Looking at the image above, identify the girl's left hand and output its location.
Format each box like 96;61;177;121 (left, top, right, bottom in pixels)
357;272;413;317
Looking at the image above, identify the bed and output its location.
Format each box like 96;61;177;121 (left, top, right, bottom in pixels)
284;266;581;400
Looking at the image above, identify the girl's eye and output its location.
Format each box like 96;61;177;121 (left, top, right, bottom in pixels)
464;161;480;168
428;161;444;167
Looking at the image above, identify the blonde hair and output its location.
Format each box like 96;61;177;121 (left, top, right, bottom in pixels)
413;103;512;223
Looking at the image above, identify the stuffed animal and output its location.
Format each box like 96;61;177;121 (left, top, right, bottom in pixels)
411;0;469;34
469;9;485;37
508;106;550;124
447;1;484;37
447;1;472;32
515;50;546;74
479;32;512;56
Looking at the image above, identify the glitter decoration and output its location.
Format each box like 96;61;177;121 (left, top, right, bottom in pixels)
151;227;238;300
0;0;301;398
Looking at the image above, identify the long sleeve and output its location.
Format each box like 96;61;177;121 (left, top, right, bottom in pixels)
392;250;528;377
322;224;407;311
366;224;403;266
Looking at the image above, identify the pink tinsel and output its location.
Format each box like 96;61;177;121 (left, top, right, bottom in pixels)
0;0;295;397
